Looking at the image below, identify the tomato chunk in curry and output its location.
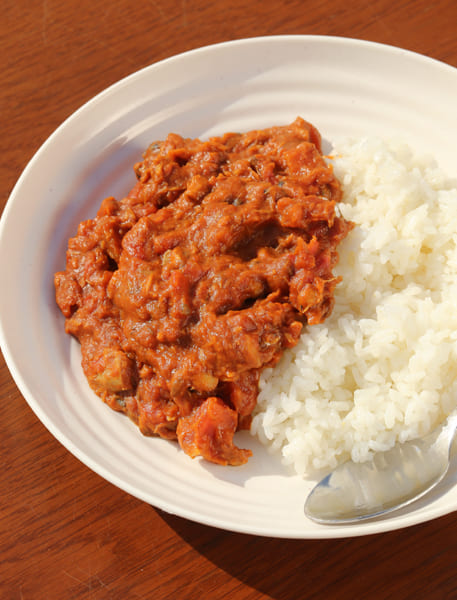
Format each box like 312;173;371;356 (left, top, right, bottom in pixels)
54;117;352;466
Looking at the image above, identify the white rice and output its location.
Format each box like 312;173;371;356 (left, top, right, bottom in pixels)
251;137;457;476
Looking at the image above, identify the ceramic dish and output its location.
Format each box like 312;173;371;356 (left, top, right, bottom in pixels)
1;36;457;538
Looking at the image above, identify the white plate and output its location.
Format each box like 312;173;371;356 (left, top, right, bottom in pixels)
1;36;457;539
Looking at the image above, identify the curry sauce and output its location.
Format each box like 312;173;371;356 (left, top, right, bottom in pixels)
54;118;352;465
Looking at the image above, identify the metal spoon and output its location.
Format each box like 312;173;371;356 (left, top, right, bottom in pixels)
304;411;457;524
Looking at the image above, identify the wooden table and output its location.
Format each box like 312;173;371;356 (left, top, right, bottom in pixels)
2;1;457;598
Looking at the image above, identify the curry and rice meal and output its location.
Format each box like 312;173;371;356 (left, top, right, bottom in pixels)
55;117;457;473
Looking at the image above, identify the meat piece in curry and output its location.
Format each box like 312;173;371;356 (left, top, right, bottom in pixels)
54;117;353;466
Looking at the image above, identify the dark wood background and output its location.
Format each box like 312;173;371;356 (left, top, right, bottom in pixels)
2;1;457;598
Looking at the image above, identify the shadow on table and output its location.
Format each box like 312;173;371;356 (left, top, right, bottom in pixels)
157;508;457;599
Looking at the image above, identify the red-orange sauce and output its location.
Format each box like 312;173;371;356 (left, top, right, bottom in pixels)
54;117;352;465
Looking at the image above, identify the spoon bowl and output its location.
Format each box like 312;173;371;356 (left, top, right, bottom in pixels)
305;412;457;524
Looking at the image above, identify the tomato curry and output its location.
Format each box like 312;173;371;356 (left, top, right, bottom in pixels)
54;117;352;465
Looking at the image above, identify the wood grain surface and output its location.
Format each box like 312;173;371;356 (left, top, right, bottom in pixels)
2;1;457;598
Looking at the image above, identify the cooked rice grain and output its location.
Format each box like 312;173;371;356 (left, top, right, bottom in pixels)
251;137;457;475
